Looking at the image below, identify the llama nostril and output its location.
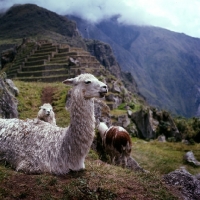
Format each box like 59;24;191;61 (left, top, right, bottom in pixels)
102;85;107;89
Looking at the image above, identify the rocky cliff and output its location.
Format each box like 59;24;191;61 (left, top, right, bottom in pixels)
0;73;18;118
84;39;138;93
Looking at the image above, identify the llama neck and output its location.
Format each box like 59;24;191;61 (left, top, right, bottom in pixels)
98;122;108;138
68;90;95;135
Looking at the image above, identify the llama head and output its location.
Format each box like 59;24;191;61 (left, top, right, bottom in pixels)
63;73;108;99
97;121;109;138
39;103;53;116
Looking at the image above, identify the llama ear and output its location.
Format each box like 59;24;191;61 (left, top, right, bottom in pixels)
62;77;78;85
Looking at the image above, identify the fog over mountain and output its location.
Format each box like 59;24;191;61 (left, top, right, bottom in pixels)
1;0;200;38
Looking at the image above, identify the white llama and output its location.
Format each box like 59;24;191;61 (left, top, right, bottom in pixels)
0;73;108;174
37;103;56;125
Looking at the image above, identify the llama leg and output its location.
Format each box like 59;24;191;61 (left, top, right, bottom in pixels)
124;156;128;167
82;162;85;169
16;160;29;172
121;156;126;168
118;154;127;168
16;160;41;174
79;158;85;170
110;154;115;165
115;156;121;166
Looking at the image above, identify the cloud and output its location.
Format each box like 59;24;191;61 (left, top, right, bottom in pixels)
1;0;200;38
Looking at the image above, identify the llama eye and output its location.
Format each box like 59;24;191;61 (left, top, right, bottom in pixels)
85;81;91;84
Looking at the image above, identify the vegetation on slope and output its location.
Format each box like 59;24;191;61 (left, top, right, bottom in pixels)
0;4;78;39
14;81;70;127
174;117;200;143
0;80;199;199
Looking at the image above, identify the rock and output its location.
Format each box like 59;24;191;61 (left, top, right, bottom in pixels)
196;173;200;180
105;93;122;108
120;85;133;103
128;124;138;137
68;57;79;66
157;110;181;141
85;40;121;79
121;71;138;93
0;74;18;118
127;109;132;117
94;98;111;127
106;102;117;110
157;134;166;142
5;79;19;96
117;114;130;128
131;108;156;139
1;47;17;69
127;156;149;173
111;81;121;93
182;139;189;145
163;167;200;200
183;151;200;167
131;108;180;140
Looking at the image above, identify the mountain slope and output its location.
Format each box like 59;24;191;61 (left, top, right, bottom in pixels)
0;4;79;39
69;16;200;117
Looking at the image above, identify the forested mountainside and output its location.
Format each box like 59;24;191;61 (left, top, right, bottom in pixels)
68;15;200;118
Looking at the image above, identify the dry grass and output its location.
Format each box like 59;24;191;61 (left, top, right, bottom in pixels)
0;150;179;200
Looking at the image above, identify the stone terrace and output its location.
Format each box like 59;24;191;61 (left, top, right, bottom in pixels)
6;41;102;82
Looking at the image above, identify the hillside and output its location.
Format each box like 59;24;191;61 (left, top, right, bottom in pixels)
0;4;200;199
0;78;199;199
0;4;138;94
0;4;79;39
68;15;200;118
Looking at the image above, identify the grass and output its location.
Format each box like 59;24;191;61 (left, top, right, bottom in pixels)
0;38;22;45
15;81;43;119
14;81;71;127
131;138;200;175
110;109;127;116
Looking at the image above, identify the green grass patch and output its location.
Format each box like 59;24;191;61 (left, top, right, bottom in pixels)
14;81;71;127
14;81;43;119
110;109;127;116
131;138;200;175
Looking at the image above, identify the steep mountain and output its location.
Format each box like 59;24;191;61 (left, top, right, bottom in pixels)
68;16;200;118
0;4;79;39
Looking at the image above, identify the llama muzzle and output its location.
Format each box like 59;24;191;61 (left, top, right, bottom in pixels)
99;85;108;97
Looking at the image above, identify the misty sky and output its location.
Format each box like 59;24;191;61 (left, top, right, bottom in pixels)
1;0;200;38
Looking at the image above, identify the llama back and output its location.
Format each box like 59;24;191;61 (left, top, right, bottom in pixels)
104;126;132;155
0;118;68;174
